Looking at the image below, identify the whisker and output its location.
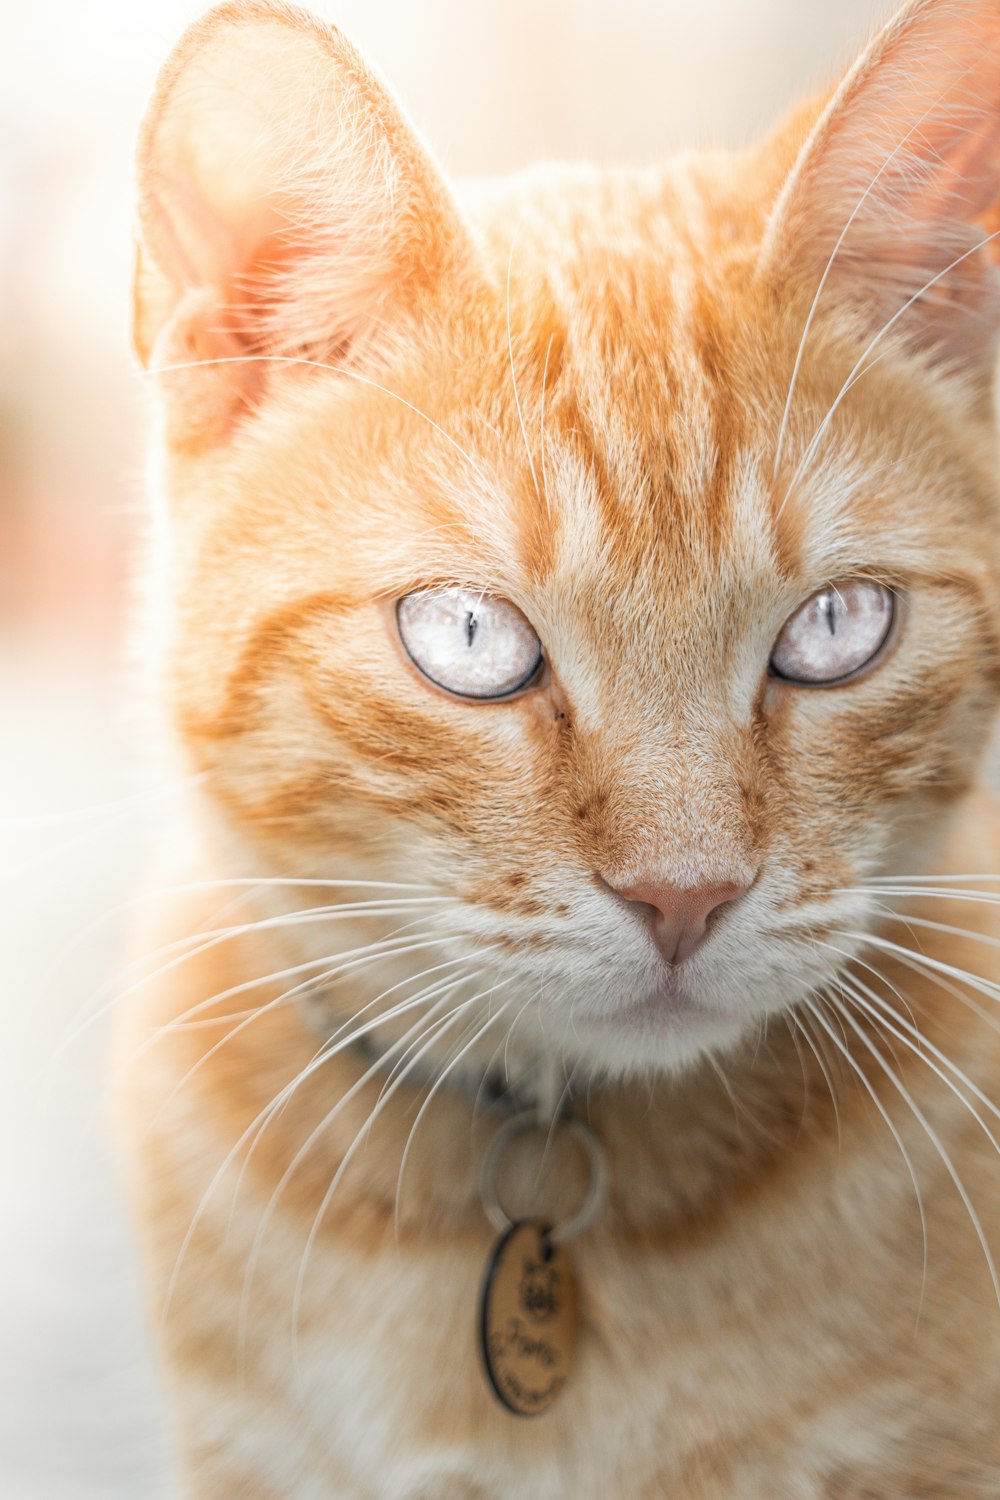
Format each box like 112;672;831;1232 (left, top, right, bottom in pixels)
815;935;920;1032
863;912;1000;953
164;962;485;1330
843;977;1000;1132
288;979;512;1375
505;235;542;510
37;876;437;1018
141;937;460;1130
846;930;1000;1006
780;222;1000;510
854;883;1000;906
393;994;514;1240
803;992;929;1307
121;895;445;990
770;102;935;481
789;1006;843;1147
862;874;1000;887
227;952;499;1213
143;931;450;1061
56;905;447;1072
829;988;1000;1309
705;1052;755;1143
781;1012;811;1135
142;352;495;493
234;979;468;1378
868;940;1000;1040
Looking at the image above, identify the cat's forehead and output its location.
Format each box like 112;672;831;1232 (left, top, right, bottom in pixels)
447;221;785;638
451;166;936;618
456;164;793;582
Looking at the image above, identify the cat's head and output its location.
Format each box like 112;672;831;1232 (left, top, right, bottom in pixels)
136;0;1000;1079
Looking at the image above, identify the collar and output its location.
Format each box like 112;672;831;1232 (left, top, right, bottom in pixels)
349;1030;574;1120
300;992;575;1120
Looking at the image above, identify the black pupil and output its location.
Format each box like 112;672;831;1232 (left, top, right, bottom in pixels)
819;591;839;636
465;609;478;647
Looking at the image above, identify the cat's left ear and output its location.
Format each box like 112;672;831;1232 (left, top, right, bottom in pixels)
760;0;1000;385
133;2;468;442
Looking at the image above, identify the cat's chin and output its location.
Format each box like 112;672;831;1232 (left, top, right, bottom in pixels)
569;978;750;1078
592;979;698;1029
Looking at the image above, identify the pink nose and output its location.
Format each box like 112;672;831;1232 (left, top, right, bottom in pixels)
608;878;748;964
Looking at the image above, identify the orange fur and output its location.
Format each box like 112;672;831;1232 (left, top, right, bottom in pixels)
123;2;1000;1494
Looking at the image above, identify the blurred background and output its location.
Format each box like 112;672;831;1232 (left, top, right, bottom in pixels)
1;1;899;1494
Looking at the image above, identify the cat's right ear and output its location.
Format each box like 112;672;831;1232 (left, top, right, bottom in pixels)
133;1;467;443
759;0;1000;390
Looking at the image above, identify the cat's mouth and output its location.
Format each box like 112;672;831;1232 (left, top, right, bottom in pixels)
569;968;750;1073
590;969;721;1032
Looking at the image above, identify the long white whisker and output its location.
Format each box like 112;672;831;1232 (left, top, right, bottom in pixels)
288;980;513;1375
59;910;446;1074
780;223;1000;511
143;352;495;492
505;235;541;508
119;931;437;1069
235;975;475;1367
844;976;1000;1131
163;960;487;1328
790;1005;843;1147
803;991;928;1304
393;995;514;1240
107;897;444;1017
864;874;1000;887
143;938;462;1129
854;883;1000;909
816;934;920;1031
829;988;1000;1309
770;103;938;481
232;950;503;1209
39;878;437;1020
867;939;1000;1039
864;911;1000;953
847;930;1000;1006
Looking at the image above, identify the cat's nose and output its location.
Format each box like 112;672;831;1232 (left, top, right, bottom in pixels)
607;878;749;964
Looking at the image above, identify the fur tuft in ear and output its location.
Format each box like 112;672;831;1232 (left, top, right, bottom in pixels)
761;0;1000;381
133;0;465;439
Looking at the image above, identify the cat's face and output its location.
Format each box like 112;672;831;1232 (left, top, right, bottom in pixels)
139;1;1000;1078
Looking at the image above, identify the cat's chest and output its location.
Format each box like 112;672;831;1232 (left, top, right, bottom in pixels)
266;1224;948;1500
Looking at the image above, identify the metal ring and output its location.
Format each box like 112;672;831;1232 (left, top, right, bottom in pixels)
479;1110;607;1244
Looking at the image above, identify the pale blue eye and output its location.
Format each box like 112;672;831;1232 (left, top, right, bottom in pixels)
770;581;894;684
397;589;543;699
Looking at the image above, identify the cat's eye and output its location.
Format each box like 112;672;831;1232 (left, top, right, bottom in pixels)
396;589;543;700
769;580;895;685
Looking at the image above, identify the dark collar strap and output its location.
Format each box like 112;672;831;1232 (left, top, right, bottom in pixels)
349;1031;566;1117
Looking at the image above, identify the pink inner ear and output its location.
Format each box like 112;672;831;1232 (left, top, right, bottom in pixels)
134;5;462;408
143;174;246;303
764;0;1000;370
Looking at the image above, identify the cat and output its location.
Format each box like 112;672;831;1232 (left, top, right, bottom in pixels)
121;0;1000;1494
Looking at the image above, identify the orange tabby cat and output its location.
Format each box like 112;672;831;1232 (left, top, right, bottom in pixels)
122;0;1000;1493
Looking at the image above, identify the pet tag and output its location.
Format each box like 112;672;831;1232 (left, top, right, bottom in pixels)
476;1111;605;1416
478;1219;577;1417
